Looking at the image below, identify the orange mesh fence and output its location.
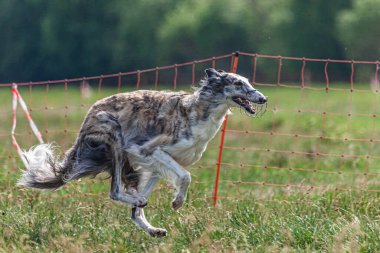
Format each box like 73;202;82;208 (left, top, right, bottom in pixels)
1;52;379;204
213;52;380;204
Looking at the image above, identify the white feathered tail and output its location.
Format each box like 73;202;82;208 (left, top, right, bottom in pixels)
17;144;66;189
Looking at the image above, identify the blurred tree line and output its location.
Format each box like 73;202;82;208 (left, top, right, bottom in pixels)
0;0;379;83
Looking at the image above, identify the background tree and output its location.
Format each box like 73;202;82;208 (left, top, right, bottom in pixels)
109;0;179;71
40;1;120;79
157;0;258;64
258;0;352;80
337;0;380;61
0;0;378;84
0;0;46;82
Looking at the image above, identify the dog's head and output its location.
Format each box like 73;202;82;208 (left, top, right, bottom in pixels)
203;68;267;115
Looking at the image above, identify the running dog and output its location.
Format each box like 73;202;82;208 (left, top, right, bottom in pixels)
17;68;267;237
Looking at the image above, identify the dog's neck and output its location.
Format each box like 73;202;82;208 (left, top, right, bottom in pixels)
189;86;229;123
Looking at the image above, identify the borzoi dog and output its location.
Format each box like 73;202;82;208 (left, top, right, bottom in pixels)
17;68;267;237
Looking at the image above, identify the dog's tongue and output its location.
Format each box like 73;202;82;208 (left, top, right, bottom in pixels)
232;97;256;114
244;102;256;114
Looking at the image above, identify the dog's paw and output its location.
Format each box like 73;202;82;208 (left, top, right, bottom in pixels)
133;196;148;208
172;195;184;210
149;228;167;237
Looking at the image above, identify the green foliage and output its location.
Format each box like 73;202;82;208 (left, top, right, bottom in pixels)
283;0;351;59
259;0;352;80
337;0;380;60
157;0;256;63
0;0;47;82
1;0;378;84
41;1;120;79
110;0;179;70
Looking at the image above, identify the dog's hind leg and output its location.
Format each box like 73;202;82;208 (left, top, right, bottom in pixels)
109;146;148;207
94;111;147;207
131;207;167;237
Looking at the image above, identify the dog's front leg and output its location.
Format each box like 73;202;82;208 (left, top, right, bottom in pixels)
139;173;160;199
151;148;191;210
129;173;167;237
131;207;167;237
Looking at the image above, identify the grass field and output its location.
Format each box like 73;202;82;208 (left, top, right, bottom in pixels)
1;82;380;252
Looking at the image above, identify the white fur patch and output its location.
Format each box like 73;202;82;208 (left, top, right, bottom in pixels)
17;143;58;187
164;104;228;166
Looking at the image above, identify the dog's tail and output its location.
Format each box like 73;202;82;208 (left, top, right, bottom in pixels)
17;143;76;190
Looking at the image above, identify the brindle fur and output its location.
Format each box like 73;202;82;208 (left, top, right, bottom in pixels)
17;68;267;237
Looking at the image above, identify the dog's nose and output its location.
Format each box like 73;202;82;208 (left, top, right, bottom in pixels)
259;96;267;104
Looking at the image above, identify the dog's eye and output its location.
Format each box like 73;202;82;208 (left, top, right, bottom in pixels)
235;81;244;86
86;139;101;149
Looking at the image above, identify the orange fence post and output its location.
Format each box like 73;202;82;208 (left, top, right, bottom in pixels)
213;51;239;206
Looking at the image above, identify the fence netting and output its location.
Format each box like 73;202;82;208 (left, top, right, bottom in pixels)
0;52;379;204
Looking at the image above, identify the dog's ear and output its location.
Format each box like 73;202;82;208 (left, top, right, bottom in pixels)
205;68;220;78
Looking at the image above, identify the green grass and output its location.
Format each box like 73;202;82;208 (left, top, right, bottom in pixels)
1;190;380;252
1;82;380;252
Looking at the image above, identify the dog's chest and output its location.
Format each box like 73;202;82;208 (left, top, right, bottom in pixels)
164;116;225;166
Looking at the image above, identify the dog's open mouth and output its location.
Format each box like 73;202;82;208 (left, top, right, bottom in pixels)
232;96;256;114
231;96;267;117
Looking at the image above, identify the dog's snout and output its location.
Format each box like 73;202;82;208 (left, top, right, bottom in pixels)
259;96;267;104
248;90;267;104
